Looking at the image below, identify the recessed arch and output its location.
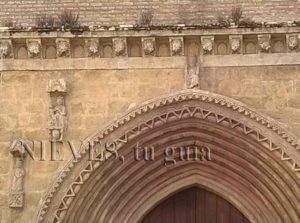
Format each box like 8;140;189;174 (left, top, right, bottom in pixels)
33;90;300;223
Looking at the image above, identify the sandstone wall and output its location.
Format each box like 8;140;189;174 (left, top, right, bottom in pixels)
0;0;300;26
1;64;300;222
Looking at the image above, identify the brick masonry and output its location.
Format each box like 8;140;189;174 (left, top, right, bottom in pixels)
0;0;300;26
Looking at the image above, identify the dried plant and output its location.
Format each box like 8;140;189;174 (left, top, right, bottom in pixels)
217;14;230;27
231;5;243;25
36;15;55;27
138;9;154;26
239;17;257;28
57;9;80;28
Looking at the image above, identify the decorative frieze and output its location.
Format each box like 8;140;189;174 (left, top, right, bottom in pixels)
201;36;214;55
113;38;127;57
286;34;299;52
47;79;67;142
142;37;155;56
229;35;242;54
258;34;271;53
56;38;70;57
85;38;99;57
169;37;184;56
9;139;32;208
26;39;41;58
0;39;13;59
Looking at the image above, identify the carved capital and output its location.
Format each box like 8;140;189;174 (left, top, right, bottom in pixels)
286;34;299;52
169;37;184;56
258;34;271;53
0;39;13;59
26;39;41;58
229;35;242;54
47;79;67;93
201;36;214;55
56;38;70;57
85;38;99;57
113;38;127;57
142;37;156;56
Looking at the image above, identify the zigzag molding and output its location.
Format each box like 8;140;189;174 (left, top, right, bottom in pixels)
34;89;300;223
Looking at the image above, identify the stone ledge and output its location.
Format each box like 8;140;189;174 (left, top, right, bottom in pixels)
1;54;300;71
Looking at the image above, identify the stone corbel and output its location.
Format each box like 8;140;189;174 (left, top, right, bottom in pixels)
85;38;99;57
169;37;184;56
229;35;243;54
47;79;67;142
56;38;71;58
113;38;127;57
0;39;13;59
201;36;214;55
286;34;299;53
142;37;156;57
258;34;271;53
26;39;42;58
9;139;32;208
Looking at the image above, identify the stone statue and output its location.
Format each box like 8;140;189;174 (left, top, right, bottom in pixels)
170;38;183;56
231;38;241;53
9;157;25;208
48;96;67;142
288;35;298;52
258;35;271;53
142;38;155;56
201;37;214;55
56;39;70;57
113;38;127;56
85;38;99;57
185;56;200;89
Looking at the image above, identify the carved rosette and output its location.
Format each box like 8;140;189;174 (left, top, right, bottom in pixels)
85;38;99;57
56;38;71;57
0;39;13;59
286;34;299;52
258;35;271;53
26;39;41;58
9;139;32;208
47;79;67;142
169;37;184;56
142;37;155;56
201;36;214;55
113;38;127;57
229;35;242;54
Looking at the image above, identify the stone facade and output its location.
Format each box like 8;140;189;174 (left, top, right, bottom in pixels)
0;0;300;26
1;2;300;223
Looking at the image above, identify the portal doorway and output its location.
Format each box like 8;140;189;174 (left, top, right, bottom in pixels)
142;187;250;223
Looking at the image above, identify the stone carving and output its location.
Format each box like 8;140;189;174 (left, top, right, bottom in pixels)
113;38;127;57
0;40;13;59
201;36;214;55
85;38;99;57
185;56;200;89
258;35;271;53
287;34;298;52
56;39;70;57
47;79;67;142
142;37;155;56
34;90;300;223
169;37;184;56
26;39;41;58
9;139;31;208
229;35;242;54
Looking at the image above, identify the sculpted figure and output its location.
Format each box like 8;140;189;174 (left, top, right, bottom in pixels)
288;36;298;51
9;157;25;208
171;39;183;56
0;41;12;59
143;39;155;55
57;39;70;57
48;96;67;142
185;56;200;89
202;39;213;54
231;38;241;53
27;40;41;58
113;39;126;56
86;39;99;57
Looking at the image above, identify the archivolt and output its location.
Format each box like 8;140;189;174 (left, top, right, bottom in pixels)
34;90;300;223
